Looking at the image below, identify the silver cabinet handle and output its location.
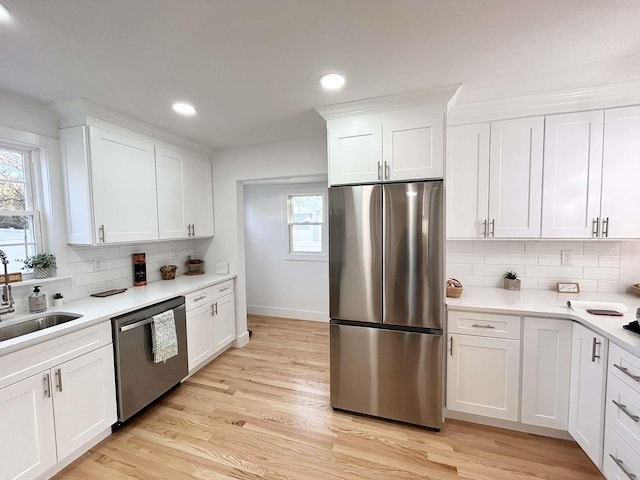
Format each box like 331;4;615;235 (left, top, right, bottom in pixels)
449;336;453;356
490;219;495;237
592;337;601;362
192;224;196;237
214;302;218;316
472;323;496;329
377;161;382;180
610;454;637;480
482;219;488;238
612;400;640;422
55;368;63;392
603;217;610;238
218;286;231;293
210;303;215;316
384;161;390;180
193;294;207;302
187;224;192;237
614;364;640;382
592;217;600;238
98;224;105;243
43;373;51;398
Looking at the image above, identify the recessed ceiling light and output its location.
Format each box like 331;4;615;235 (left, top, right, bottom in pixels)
172;102;197;116
319;73;345;91
0;2;11;24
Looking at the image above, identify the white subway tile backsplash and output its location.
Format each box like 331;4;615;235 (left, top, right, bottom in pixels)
446;239;624;293
473;241;525;254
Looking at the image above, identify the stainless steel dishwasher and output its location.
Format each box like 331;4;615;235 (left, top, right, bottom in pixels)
111;296;188;425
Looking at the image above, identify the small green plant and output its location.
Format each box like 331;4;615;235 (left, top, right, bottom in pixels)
504;271;518;280
53;292;63;300
19;253;57;269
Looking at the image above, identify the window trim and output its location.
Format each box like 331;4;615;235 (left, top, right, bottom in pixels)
282;188;328;262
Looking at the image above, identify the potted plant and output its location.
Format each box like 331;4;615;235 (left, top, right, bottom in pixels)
20;253;56;279
504;271;521;291
52;292;64;306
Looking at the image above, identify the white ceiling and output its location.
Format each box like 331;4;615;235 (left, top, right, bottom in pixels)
1;0;639;149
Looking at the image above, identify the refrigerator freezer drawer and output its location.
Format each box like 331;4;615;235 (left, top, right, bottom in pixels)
330;323;443;429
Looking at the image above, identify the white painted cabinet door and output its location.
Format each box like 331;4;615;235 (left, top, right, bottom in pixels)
52;345;117;461
542;111;604;238
521;318;572;430
0;373;57;480
186;302;215;372
601;106;640;238
446;333;520;421
328;124;382;185
446;123;490;238
214;293;236;352
89;126;159;243
569;322;608;469
488;117;544;238
184;158;215;238
384;115;443;181
156;148;188;240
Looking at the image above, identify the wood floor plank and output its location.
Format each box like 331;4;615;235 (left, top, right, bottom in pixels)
55;315;603;479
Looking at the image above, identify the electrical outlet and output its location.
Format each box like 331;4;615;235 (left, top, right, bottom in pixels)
561;250;573;266
93;257;105;271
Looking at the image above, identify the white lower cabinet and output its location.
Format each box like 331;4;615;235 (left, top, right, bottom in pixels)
604;428;640;480
569;322;608;469
521;317;572;430
186;283;236;374
0;373;57;480
446;333;520;421
0;342;116;480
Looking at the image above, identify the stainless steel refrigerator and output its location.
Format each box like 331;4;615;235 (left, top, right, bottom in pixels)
329;180;444;429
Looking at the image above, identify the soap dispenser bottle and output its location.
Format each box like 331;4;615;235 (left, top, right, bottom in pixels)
28;286;47;313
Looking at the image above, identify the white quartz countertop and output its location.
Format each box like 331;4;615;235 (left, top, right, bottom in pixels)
447;287;640;356
0;273;236;356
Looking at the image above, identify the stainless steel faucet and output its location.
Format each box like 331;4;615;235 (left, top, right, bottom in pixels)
0;250;15;319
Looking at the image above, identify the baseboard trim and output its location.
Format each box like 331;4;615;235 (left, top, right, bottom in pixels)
247;305;329;322
444;409;572;440
234;330;250;348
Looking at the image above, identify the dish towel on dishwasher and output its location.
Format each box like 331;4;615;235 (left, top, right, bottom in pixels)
151;310;179;363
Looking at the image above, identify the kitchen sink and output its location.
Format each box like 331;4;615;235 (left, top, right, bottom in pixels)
0;313;83;342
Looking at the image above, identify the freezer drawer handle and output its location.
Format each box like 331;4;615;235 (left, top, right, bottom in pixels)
614;364;640;382
119;318;154;332
609;454;637;480
471;323;495;329
612;400;640;422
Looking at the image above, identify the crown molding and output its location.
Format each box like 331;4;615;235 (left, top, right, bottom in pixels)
448;80;640;125
50;98;212;155
315;84;462;120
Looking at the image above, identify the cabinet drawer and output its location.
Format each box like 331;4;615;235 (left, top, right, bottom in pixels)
447;311;521;339
211;280;234;301
604;428;640;480
185;287;213;311
607;373;640;451
610;342;640;395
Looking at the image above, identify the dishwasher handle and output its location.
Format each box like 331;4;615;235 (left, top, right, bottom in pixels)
119;317;154;332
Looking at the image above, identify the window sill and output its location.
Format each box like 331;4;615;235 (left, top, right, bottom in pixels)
8;275;72;289
284;254;328;262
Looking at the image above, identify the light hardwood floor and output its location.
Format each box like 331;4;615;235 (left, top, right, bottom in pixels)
56;315;603;479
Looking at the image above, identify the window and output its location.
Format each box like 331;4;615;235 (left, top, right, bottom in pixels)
0;145;41;273
285;192;326;260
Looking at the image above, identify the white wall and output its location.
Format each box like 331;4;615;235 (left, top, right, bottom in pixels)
447;239;640;293
206;137;328;344
244;182;328;322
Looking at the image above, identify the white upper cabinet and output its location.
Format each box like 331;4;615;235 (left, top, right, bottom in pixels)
319;87;459;186
61;122;214;244
184;157;215;238
488;116;544;238
446;123;490;238
601;105;640;238
156;148;188;240
542;111;604;238
328;124;383;185
446;117;543;238
383;115;443;181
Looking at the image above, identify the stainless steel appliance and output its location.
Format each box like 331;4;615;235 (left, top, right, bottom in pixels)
329;181;444;429
111;296;188;424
